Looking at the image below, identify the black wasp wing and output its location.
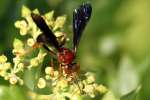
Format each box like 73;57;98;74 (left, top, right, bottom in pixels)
73;3;92;52
31;13;60;50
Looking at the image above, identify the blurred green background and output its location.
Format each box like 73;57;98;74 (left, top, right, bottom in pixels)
0;0;150;99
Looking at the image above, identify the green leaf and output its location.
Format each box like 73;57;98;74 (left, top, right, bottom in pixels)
102;91;119;100
120;86;141;100
0;86;27;100
116;55;139;95
23;68;38;91
23;66;52;94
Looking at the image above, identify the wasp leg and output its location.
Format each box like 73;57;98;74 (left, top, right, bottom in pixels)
58;64;63;79
69;65;84;95
49;58;54;77
73;75;84;95
42;44;57;78
42;44;56;56
70;63;80;75
63;63;80;83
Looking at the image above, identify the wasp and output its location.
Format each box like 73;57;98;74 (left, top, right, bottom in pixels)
31;2;92;79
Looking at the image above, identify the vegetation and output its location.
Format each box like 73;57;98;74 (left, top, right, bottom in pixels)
0;0;150;100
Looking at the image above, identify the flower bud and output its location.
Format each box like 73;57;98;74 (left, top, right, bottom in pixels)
53;16;66;31
86;74;95;84
15;20;28;35
37;78;46;89
45;67;53;75
83;84;96;97
27;38;35;47
13;38;24;49
45;75;51;80
13;57;21;64
0;55;7;63
18;63;24;71
30;58;39;67
9;75;18;84
85;72;95;84
96;84;108;94
3;62;11;70
22;5;31;17
57;79;69;92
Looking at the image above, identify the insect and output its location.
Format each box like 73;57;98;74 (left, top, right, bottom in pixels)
31;2;92;79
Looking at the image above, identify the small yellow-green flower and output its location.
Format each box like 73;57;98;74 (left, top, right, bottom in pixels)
53;15;66;31
14;20;28;35
83;84;95;97
37;78;46;89
27;38;35;47
22;5;31;17
96;84;108;93
17;63;24;71
0;55;7;63
45;75;51;80
13;38;24;50
44;11;54;27
53;79;69;93
86;73;95;84
36;50;47;63
3;62;11;70
45;67;53;75
30;58;39;67
9;74;18;85
0;70;6;77
44;11;54;21
13;56;21;64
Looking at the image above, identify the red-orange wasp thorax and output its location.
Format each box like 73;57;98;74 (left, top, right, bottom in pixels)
57;47;75;65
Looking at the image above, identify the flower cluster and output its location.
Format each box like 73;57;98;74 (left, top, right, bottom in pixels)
0;5;65;86
0;5;108;99
31;71;108;99
0;54;23;85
